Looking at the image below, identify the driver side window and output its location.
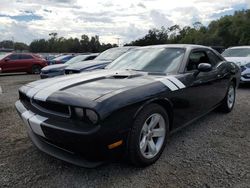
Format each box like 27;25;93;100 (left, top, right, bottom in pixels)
9;54;19;60
186;50;213;72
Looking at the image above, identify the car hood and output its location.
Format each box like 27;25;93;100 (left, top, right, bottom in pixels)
224;57;250;66
42;64;68;72
65;60;111;71
22;69;157;101
20;69;185;118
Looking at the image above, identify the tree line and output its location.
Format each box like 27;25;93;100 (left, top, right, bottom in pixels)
29;33;117;53
1;9;250;52
126;10;250;47
0;34;117;53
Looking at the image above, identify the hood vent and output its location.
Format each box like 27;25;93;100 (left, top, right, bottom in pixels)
111;75;129;79
108;73;143;79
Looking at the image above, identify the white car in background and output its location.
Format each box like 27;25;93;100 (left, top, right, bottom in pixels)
222;46;250;83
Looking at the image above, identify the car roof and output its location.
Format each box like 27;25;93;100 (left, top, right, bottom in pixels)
139;44;211;50
9;53;34;56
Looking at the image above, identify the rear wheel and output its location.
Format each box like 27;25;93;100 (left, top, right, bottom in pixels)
127;103;169;167
31;65;41;74
219;82;236;113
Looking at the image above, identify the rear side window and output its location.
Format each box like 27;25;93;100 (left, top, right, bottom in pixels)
9;54;19;60
20;54;33;59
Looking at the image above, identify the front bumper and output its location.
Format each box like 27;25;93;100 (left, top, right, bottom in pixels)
15;100;113;167
240;68;250;83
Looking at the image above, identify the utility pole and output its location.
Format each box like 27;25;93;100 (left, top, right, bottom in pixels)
115;37;121;47
12;37;14;50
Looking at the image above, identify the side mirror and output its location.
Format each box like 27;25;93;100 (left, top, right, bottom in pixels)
4;58;10;62
197;63;212;72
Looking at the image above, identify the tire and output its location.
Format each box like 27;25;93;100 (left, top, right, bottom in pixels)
219;81;236;113
127;103;169;167
31;65;41;74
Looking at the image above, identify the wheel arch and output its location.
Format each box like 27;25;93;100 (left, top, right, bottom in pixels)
134;98;174;131
30;64;42;74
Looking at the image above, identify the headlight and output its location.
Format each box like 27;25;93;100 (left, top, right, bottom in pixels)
245;63;250;68
86;109;98;124
73;107;98;124
74;107;85;119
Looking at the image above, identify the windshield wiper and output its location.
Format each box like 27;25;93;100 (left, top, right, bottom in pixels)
125;68;141;71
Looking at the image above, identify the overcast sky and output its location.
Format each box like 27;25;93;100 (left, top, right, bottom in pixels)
0;0;249;45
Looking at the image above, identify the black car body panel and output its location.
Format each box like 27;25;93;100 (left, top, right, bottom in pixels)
15;45;240;167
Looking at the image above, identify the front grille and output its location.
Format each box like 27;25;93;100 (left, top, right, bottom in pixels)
20;91;70;117
19;91;31;107
240;66;246;72
31;99;70;117
64;69;80;75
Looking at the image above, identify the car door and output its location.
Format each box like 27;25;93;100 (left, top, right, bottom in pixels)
171;49;223;128
1;54;20;72
18;54;34;71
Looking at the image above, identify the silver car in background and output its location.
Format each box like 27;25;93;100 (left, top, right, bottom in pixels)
222;46;250;83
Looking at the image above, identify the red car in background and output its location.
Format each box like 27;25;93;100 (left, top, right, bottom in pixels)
0;53;47;74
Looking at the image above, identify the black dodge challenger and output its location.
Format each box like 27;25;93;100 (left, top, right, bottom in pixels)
15;45;240;167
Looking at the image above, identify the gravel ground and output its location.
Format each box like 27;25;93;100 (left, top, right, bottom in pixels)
0;74;250;188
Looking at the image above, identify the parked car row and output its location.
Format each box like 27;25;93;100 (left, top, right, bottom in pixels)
15;44;241;168
1;46;249;84
40;53;99;78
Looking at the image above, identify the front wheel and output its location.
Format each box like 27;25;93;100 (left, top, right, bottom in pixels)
219;82;236;113
127;103;169;167
31;65;41;74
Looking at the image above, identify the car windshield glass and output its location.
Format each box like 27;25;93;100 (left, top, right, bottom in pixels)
95;48;130;61
0;53;10;60
53;55;69;61
106;48;185;73
65;55;86;64
222;48;250;57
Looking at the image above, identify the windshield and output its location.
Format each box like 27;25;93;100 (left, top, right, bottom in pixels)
222;48;250;57
0;53;10;60
106;48;185;73
95;48;131;61
65;55;87;64
53;55;70;61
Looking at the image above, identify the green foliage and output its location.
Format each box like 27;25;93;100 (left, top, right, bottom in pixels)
29;33;117;53
0;40;29;51
128;9;250;47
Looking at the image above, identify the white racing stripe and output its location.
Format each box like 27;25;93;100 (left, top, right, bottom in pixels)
21;111;35;127
155;76;186;91
21;110;47;138
33;71;112;101
26;73;85;98
167;77;186;89
29;115;48;137
157;78;179;91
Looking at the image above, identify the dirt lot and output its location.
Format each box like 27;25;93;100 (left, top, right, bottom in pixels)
0;74;250;188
